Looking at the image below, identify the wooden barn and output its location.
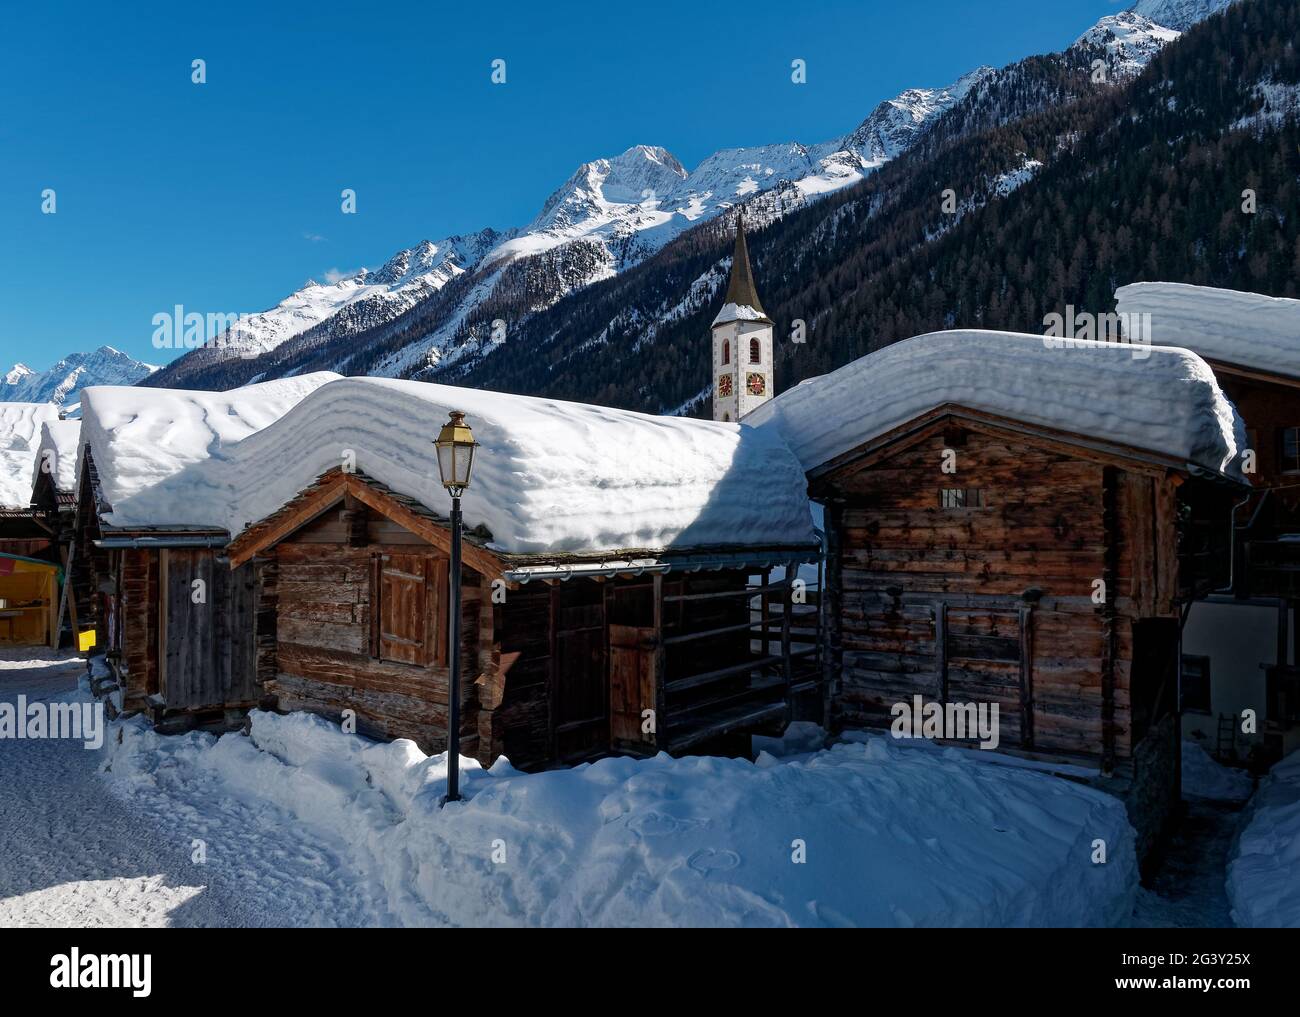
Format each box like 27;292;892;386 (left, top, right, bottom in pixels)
70;374;339;723
214;378;822;770
1118;283;1300;763
751;330;1248;860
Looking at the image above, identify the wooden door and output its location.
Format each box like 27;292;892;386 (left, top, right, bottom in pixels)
609;623;657;748
160;550;257;710
552;584;607;760
938;601;1028;747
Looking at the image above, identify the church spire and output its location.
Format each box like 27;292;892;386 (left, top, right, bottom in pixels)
713;214;772;325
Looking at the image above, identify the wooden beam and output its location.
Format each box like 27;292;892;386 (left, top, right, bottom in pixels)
341;475;504;579
227;473;348;567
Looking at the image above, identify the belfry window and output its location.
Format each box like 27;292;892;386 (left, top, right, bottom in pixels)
750;337;761;363
722;339;730;365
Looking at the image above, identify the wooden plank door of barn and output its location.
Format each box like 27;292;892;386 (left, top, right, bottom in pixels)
609;623;657;752
160;549;257;712
551;583;608;762
936;600;1033;748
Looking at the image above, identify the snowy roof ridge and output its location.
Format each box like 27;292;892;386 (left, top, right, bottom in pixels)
746;329;1247;483
1115;281;1300;382
77;372;342;525
32;418;81;495
128;377;819;555
0;402;62;509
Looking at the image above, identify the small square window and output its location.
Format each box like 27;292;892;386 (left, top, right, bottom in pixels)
940;488;985;509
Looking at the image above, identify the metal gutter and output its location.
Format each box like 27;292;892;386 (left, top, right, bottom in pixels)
502;547;821;584
94;535;229;550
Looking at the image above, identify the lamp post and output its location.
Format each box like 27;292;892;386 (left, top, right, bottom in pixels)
434;410;478;803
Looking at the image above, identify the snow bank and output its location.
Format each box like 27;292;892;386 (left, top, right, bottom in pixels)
31;418;81;495
102;710;1137;927
76;373;340;527
1228;751;1300;928
747;329;1247;482
142;377;819;555
0;402;61;508
1181;740;1254;802
1116;282;1300;382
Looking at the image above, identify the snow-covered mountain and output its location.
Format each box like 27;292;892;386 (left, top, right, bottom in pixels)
149;0;1234;391
843;67;995;167
1;346;158;406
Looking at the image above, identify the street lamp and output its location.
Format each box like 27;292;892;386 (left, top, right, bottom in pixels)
434;410;478;803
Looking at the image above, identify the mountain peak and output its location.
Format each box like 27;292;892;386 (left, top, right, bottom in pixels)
1;346;157;406
1129;0;1236;32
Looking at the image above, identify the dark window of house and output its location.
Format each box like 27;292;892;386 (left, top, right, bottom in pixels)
370;552;445;666
750;337;761;363
1281;427;1300;474
721;339;730;365
1181;654;1211;714
940;488;985;509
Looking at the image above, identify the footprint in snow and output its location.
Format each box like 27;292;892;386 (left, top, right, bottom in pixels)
687;848;740;875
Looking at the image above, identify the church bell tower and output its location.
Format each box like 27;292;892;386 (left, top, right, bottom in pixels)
711;215;774;422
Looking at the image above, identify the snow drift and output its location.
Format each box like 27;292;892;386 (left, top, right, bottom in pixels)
1116;281;1300;382
1228;751;1300;928
746;329;1247;482
31;418;81;496
102;709;1138;928
0;402;62;508
126;377;819;555
76;373;340;527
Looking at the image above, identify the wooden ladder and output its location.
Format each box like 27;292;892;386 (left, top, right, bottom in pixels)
1216;712;1236;761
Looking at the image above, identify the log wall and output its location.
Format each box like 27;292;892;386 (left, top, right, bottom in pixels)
819;426;1183;763
266;538;483;757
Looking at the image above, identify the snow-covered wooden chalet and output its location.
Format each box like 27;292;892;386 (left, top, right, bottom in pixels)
221;378;822;770
749;329;1250;861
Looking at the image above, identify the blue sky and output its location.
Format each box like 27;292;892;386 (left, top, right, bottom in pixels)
0;0;1124;370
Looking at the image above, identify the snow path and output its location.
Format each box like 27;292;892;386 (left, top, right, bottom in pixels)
0;650;380;927
1132;800;1245;928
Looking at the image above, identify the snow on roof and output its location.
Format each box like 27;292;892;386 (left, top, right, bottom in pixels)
78;373;341;527
746;329;1248;482
1115;281;1300;382
140;377;819;555
31;418;81;495
0;402;62;508
712;302;771;327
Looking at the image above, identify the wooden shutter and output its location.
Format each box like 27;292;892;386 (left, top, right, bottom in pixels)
370;553;444;667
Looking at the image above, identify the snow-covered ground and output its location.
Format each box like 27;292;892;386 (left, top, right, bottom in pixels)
1182;739;1254;802
101;708;1137;927
0;650;375;927
1227;751;1300;928
3;646;1145;927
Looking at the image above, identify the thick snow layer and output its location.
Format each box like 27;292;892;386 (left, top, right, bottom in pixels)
139;377;818;555
1228;751;1300;928
77;373;340;527
0;402;61;508
31;418;81;495
712;302;769;326
746;330;1247;482
101;709;1138;927
1116;282;1300;381
1181;740;1254;802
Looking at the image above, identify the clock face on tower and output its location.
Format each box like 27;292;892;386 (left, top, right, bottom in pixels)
746;372;766;396
717;375;733;397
